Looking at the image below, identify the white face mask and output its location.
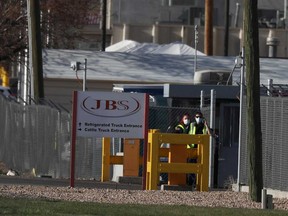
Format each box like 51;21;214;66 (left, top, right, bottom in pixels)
183;119;190;125
196;117;202;124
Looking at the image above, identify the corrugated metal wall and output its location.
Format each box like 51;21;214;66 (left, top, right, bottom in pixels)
239;97;288;191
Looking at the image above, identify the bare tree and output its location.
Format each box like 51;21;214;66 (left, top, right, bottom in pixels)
41;0;100;49
243;0;263;202
0;0;27;63
0;0;100;65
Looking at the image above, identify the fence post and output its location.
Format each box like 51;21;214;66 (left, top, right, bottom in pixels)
101;137;111;182
200;135;210;191
146;130;160;190
200;90;204;108
237;47;245;191
209;89;216;188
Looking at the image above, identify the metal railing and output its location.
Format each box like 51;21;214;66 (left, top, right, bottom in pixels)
146;130;210;191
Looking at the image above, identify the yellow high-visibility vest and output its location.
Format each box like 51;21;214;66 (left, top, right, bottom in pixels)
187;123;208;149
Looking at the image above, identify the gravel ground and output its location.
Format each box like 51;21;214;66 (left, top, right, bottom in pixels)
0;185;288;210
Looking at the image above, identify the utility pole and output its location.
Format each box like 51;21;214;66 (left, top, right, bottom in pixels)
204;0;213;55
27;0;44;103
224;0;229;56
101;0;107;51
285;0;288;28
244;0;263;202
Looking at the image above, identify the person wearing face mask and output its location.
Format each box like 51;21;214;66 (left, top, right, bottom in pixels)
187;111;211;186
188;111;211;148
174;114;191;134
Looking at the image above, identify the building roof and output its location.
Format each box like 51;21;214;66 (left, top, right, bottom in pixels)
42;48;288;85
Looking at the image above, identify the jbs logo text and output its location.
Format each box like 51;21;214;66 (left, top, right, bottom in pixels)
90;100;129;110
80;96;141;117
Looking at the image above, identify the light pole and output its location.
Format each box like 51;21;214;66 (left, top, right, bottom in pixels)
71;59;87;91
194;25;198;74
237;47;245;191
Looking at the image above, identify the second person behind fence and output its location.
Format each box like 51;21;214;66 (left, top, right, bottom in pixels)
187;111;211;186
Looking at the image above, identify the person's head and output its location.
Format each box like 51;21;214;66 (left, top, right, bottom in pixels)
194;111;204;124
181;114;191;125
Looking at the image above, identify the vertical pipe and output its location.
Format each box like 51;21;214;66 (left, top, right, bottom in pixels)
152;24;159;43
237;47;245;190
209;89;216;188
83;59;87;91
204;0;213;55
285;0;288;28
276;10;280;28
267;79;273;96
118;0;121;23
24;50;29;102
200;90;204;108
101;0;107;51
224;0;229;56
234;3;240;28
261;188;267;209
142;94;149;190
27;0;34;102
70;91;78;188
101;137;111;182
194;25;198;73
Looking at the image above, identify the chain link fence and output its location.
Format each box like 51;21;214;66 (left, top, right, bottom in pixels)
2;92;288;191
0;95;71;178
239;96;288;191
0;94;210;181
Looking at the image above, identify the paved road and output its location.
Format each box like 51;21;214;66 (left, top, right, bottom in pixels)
0;175;143;190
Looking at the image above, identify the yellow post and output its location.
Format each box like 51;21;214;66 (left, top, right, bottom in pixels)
0;67;9;87
146;129;160;190
198;135;210;191
101;137;111;182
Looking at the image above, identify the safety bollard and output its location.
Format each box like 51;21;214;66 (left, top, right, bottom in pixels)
261;189;274;209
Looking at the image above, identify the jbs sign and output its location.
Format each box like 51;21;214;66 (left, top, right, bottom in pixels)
74;91;148;138
80;96;141;117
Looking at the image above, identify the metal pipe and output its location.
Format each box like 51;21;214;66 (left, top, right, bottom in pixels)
285;0;288;28
267;79;273;96
234;3;240;28
83;59;87;91
101;0;107;51
194;25;198;73
261;189;267;209
237;47;245;191
209;89;216;188
204;0;213;55
224;0;229;56
200;90;204;108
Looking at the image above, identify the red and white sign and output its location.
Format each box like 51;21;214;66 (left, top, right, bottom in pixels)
73;91;148;139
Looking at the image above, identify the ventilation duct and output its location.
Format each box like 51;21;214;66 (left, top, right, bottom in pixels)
194;69;232;85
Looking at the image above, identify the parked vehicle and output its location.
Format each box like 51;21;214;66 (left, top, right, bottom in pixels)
0;86;13;98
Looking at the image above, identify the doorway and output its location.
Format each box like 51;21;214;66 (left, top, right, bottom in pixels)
217;103;239;188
